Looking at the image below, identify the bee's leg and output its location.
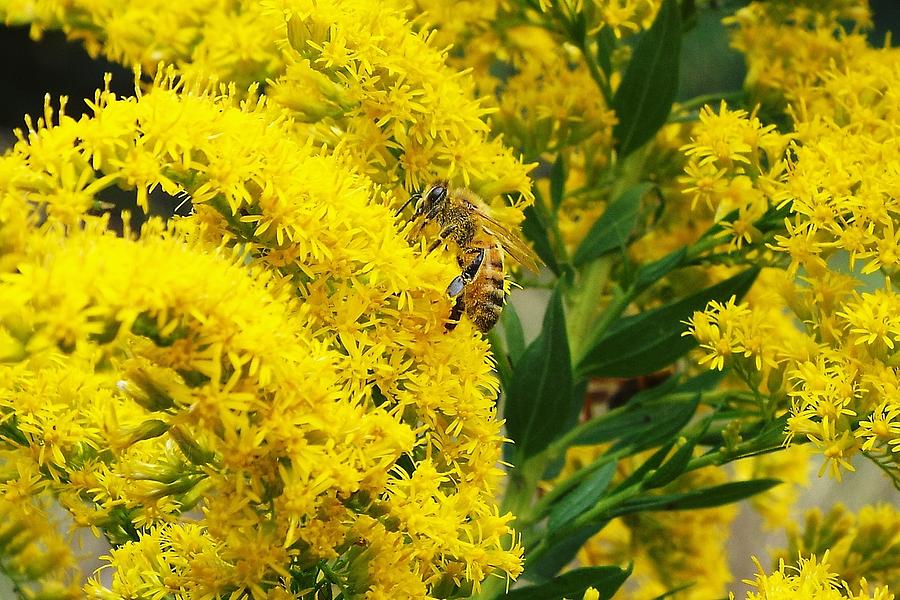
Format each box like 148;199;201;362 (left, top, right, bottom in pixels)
462;247;485;279
428;224;458;253
446;278;466;331
444;248;485;332
447;274;466;298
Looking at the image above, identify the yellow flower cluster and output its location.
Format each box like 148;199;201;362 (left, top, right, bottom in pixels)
1;0;282;89
490;25;617;160
1;0;533;208
735;554;893;600
684;2;900;481
0;67;522;598
727;1;872;107
773;504;900;592
0;487;80;598
274;1;532;202
686;269;809;388
537;0;662;39
680;102;790;251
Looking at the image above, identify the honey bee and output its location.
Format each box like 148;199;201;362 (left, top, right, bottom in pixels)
398;182;544;332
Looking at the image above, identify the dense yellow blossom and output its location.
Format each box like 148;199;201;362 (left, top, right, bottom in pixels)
0;488;81;599
1;0;281;89
536;0;662;39
1;0;534;207
684;2;900;481
773;504;900;592
734;553;893;600
727;1;872;107
0;67;522;597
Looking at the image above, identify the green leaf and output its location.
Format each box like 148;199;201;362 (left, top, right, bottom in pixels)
596;26;616;77
508;565;632;600
578;267;759;378
675;369;726;394
524;523;607;583
632;247;687;294
548;460;618;531
650;583;696;600
573;184;653;267
614;479;781;515
502;302;527;366
642;418;711;489
609;439;676;494
550;154;566;211
522;203;560;274
489;329;514;395
505;285;574;459
573;385;698;454
612;0;682;157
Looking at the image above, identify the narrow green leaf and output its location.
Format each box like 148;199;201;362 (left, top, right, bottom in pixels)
489;329;514;395
502;302;526;366
643;418;710;489
505;286;574;459
573;184;653;266
573;386;698;454
550;154;566;211
578;268;759;378
675;369;726;394
548;460;618;531
596;26;616;76
524;523;607;583
666;479;781;510
650;582;696;600
522;203;560;274
614;479;781;515
610;439;676;494
632;247;687;293
508;565;632;600
612;0;682;157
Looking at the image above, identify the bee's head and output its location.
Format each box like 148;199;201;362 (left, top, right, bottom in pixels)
396;181;449;222
415;182;448;219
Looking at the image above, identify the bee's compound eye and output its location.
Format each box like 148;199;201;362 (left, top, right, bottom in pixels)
427;185;446;204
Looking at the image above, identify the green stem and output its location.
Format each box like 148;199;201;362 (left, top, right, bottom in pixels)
576;37;613;106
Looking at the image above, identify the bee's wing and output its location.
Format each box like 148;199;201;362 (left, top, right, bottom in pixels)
475;210;545;273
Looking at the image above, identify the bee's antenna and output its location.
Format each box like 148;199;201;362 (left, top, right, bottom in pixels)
395;193;421;217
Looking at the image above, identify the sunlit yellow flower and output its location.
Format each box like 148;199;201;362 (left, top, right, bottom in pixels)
772;504;900;593
735;552;893;600
0;66;522;597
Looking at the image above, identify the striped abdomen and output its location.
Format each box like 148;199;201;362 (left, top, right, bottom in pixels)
464;244;506;332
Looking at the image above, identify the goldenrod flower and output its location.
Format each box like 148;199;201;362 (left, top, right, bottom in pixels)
0;67;522;597
682;6;900;479
735;553;893;600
